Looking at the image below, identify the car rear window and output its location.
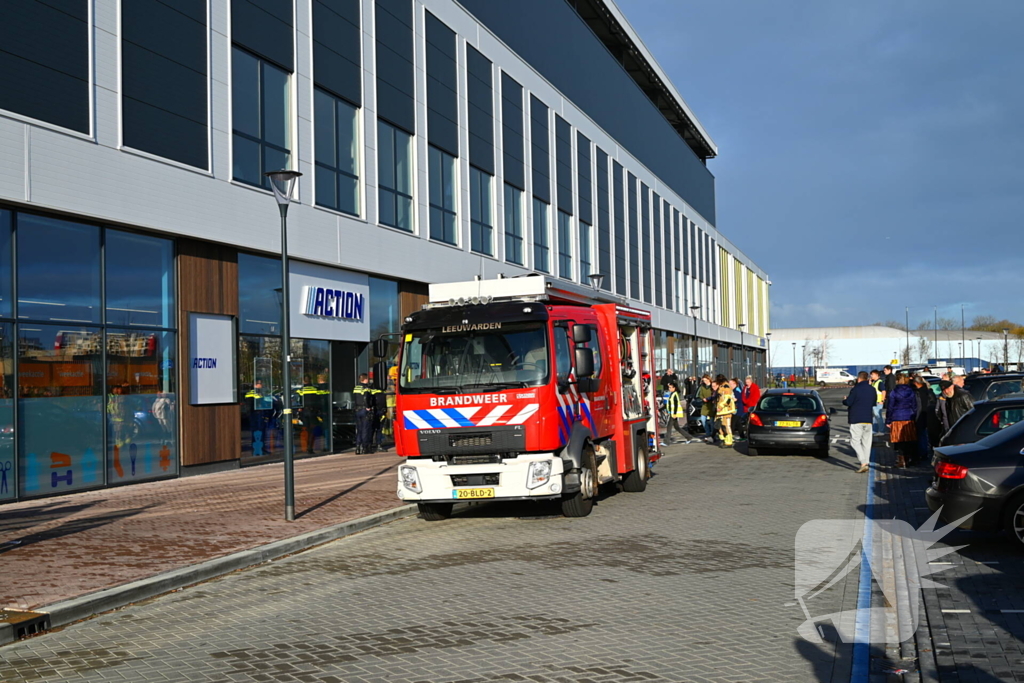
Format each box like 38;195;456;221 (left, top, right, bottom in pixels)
964;378;988;402
757;394;821;413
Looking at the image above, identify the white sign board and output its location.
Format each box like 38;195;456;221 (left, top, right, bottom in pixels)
289;261;370;342
189;313;237;404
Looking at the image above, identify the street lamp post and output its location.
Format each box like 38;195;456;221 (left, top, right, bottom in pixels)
737;323;746;378
689;305;700;379
791;342;796;385
1004;329;1010;372
976;336;983;371
265;169;302;522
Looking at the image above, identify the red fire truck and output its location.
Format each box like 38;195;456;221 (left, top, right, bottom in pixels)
391;274;661;520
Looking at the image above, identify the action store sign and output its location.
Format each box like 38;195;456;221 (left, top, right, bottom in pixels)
189;313;237;404
289;261;370;342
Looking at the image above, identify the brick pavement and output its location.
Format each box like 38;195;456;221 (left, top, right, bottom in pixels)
0;432;873;682
0;450;402;611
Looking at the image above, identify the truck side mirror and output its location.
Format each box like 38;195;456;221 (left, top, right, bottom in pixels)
373;338;389;359
372;360;389;390
575;348;595;378
572;325;592;344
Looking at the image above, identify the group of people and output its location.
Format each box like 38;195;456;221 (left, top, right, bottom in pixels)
843;364;976;472
659;369;761;448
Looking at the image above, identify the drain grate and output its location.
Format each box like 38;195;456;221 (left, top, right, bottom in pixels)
1;609;50;639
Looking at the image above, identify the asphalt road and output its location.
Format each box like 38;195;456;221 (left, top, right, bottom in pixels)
0;396;895;682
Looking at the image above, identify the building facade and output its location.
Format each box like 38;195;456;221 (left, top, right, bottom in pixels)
0;0;769;503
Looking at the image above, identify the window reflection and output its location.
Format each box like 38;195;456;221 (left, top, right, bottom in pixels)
106;230;175;328
17;214;101;323
18;324;104;497
106;329;177;483
238;253;282;335
0;323;13;501
0;211;11;319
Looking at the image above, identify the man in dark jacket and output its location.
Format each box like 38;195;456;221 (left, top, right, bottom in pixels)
843;372;875;473
882;365;897;408
946;381;974;433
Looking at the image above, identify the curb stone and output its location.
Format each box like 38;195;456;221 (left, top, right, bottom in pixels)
0;504;417;647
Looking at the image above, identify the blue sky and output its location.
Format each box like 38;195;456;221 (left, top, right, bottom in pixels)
616;0;1024;329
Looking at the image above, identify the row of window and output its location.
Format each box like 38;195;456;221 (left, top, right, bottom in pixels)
0;0;742;322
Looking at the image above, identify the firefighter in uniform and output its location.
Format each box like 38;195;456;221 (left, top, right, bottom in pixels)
353;373;376;454
297;376;323;454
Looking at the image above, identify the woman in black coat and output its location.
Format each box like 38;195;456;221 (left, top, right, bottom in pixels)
913;376;940;462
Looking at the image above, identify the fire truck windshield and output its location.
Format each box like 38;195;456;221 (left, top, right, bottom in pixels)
400;322;549;393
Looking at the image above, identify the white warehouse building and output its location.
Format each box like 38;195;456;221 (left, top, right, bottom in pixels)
769;326;1011;376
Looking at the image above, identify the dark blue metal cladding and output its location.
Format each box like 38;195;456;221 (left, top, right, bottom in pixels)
530;96;550;203
576;132;592;226
313;0;361;105
232;0;294;71
652;193;662;308
595;148;610;290
122;0;207;168
612;161;626;296
0;0;89;133
640;183;651;304
375;0;414;132
455;0;715;224
555;116;573;214
426;12;458;157
711;237;717;288
467;46;493;175
501;73;524;190
627;173;639;300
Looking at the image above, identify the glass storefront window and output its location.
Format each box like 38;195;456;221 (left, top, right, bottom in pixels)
239;334;283;463
239;335;332;463
106;230;175;328
106;329;177;484
18;324;104;497
17;214;101;324
0;323;13;501
238;253;282;335
293;339;330;456
0;211;11;319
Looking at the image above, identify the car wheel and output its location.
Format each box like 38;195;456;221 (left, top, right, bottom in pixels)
417;502;453;521
622;442;649;493
747;446;760;457
814;445;830;458
1004;493;1024;549
819;381;826;387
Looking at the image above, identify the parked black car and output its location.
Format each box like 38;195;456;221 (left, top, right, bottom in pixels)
940;394;1024;446
963;373;1024;403
926;419;1024;548
746;389;831;457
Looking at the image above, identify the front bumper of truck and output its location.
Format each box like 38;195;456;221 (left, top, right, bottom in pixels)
397;454;565;502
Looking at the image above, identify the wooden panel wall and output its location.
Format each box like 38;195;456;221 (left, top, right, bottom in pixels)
399;280;428;319
177;240;241;467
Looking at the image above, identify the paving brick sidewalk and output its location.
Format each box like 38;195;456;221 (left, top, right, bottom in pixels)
0;451;403;611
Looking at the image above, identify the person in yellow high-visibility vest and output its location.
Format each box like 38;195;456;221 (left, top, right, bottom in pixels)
663;384;688;445
716;383;737;447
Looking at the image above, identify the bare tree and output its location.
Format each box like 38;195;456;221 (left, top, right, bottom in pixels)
901;344;912;365
873;320;908;332
915;337;932;364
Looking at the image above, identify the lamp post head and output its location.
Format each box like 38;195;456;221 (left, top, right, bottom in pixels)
737;323;746;330
265;169;302;209
587;272;605;290
1004;329;1010;335
689;305;700;314
766;332;772;338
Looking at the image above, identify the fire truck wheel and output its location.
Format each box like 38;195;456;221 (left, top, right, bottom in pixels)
560;468;595;518
417;502;454;521
622;442;649;492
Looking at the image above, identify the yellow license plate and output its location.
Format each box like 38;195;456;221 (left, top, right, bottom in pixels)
452;488;494;499
775;420;802;428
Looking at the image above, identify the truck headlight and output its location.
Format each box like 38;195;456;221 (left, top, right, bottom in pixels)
399;466;422;493
526;460;552;489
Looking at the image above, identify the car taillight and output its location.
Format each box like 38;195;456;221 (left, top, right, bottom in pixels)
935;461;969;479
811;415;828;428
749;413;763;427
